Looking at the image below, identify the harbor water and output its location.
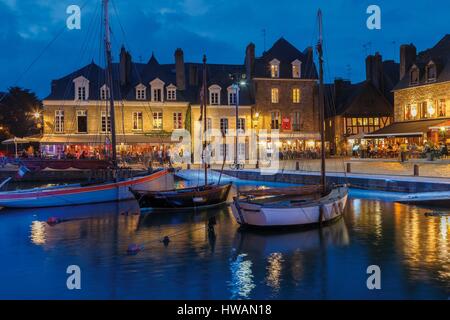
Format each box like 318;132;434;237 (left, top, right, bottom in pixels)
0;177;448;299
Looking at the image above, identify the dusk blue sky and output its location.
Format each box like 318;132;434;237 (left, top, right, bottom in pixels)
0;0;448;98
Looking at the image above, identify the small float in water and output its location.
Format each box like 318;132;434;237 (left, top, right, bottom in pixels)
396;191;450;208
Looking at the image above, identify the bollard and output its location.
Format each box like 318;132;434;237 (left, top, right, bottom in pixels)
296;161;300;171
346;162;351;173
413;164;419;176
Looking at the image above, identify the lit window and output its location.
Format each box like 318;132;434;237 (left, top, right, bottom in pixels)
292;60;301;78
293;112;301;131
292;88;301;103
173;112;183;129
153;112;163;130
55;110;64;133
133;112;143;131
271;88;279;103
101;110;110;133
270;59;280;78
438;99;446;117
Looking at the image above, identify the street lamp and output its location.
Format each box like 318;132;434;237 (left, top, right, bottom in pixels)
230;73;247;169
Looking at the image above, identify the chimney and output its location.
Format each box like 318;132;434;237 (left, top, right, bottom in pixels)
175;48;186;90
189;65;199;86
119;46;132;86
366;52;383;90
400;44;416;79
245;43;255;80
334;78;351;99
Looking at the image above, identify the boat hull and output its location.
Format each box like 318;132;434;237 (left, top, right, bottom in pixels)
131;183;232;210
0;169;174;208
231;186;348;228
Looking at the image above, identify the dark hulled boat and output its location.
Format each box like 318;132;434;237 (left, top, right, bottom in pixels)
130;183;232;211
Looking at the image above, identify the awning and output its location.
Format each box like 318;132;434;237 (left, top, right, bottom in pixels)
39;134;176;145
364;119;449;138
429;120;450;131
258;132;321;140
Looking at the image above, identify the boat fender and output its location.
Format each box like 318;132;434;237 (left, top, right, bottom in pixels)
162;236;171;246
127;244;142;255
47;217;60;226
318;205;325;226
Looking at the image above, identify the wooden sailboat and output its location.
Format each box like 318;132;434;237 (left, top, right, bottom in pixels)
230;10;348;228
0;0;173;209
131;55;232;211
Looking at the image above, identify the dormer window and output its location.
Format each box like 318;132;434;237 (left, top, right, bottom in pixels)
73;76;89;101
292;60;302;78
227;85;238;105
426;62;437;82
100;84;110;100
410;66;419;85
150;78;165;102
270;59;280;78
136;84;146;100
167;84;177;101
209;85;221;105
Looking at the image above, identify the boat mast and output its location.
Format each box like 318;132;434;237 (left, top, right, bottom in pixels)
202;55;208;186
317;9;326;191
103;0;118;168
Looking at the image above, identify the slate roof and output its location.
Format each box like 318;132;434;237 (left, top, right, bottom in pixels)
253;37;318;79
44;54;254;105
394;34;450;90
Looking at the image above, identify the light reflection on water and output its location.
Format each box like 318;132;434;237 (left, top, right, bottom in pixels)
0;182;449;299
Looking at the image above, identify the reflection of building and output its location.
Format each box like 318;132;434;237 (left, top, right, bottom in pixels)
325;53;399;155
366;35;450;145
247;38;320;153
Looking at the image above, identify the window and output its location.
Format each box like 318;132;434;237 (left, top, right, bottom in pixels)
150;78;165;102
220;118;228;134
73;76;89;101
270;59;280;78
293;112;301;131
426;63;437;82
292;88;301;103
228;92;237;105
167;86;177;101
55;110;64;133
271;88;279;103
292;60;301;78
438;99;446;117
410;67;419;85
100;85;110;100
237;118;245;134
136;84;146;100
238;143;246;158
76;110;88;133
133;112;143;131
153;112;163;130
173;112;183;129
101;110;110;133
206;118;212;131
153;88;163;102
420;101;428;118
77;86;87;101
271;111;280;129
209;85;221;105
219;144;229;158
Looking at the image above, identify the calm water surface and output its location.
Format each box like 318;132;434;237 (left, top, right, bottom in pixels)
0;180;448;299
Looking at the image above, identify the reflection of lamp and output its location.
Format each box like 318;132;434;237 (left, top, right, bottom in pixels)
440;127;446;133
411;105;418;117
427;103;435;116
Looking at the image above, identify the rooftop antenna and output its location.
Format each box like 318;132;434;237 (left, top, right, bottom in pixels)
262;29;267;52
346;64;352;80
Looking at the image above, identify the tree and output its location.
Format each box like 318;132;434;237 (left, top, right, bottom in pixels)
0;87;43;139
